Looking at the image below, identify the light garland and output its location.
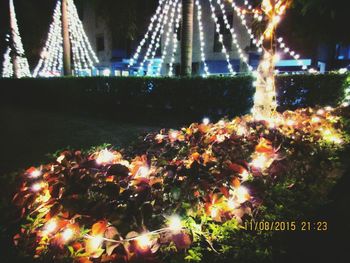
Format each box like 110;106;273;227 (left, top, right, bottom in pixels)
216;0;253;72
2;0;31;78
208;0;236;75
146;1;172;76
155;0;180;76
33;0;98;77
128;0;166;68
196;0;210;76
168;3;182;76
231;1;264;51
137;0;171;75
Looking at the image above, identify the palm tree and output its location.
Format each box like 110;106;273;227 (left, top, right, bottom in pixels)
180;0;194;76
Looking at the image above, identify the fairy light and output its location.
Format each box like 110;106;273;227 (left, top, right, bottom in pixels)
168;215;182;232
129;0;166;68
62;228;74;242
33;0;98;77
43;219;58;234
96;149;115;165
136;234;152;250
2;0;31;78
208;0;236;75
196;0;210;76
87;235;104;252
168;2;182;76
252;0;290;120
235;186;249;204
250;154;268;170
146;0;172;75
156;0;179;76
227;198;238;210
30;169;42;179
210;206;219;218
135;166;150;178
31;182;45;192
231;3;264;52
202;117;210;125
137;0;171;76
216;0;253;72
240;170;250;181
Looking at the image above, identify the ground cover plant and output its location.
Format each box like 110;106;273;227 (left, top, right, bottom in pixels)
9;105;350;263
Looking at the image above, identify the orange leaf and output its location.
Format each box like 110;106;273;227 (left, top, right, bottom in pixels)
255;138;273;153
231;177;241;188
91;220;108;236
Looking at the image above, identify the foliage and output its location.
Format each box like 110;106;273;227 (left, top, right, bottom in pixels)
10;105;350;263
0;74;348;122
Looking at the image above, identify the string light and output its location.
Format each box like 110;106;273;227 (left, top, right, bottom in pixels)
168;2;182;76
202;117;210;125
43;219;58;234
156;0;180;76
33;0;98;77
96;149;115;165
62;228;74;242
146;0;172;75
216;0;253;72
29;169;42;179
208;0;236;75
2;0;31;78
136;234;152;250
129;0;166;68
231;1;264;53
138;0;171;76
168;215;182;232
195;0;210;76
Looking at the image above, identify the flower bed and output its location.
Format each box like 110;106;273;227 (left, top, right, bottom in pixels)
12;106;350;263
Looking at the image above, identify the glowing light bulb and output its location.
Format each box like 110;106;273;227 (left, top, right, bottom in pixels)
31;182;44;192
251;154;268;170
236;186;249;204
210;207;218;218
168;215;182;232
88;235;103;251
240;170;250;181
96;149;115;164
227;198;238;210
202;117;210;125
44;219;57;234
30;169;42;178
137;234;151;249
62;228;74;242
136;166;150;178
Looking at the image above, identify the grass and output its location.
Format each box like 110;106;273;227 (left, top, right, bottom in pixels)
0;105;163;175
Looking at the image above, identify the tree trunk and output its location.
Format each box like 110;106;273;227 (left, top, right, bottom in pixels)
62;0;72;76
9;0;19;78
180;0;194;77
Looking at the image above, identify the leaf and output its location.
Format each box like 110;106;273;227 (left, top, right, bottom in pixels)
91;220;108;236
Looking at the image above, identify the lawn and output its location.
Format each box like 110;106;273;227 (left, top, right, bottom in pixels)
0;105;164;175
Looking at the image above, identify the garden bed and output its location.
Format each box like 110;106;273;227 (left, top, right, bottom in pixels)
7;105;350;263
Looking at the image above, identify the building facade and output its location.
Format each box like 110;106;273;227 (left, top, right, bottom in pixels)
81;1;259;76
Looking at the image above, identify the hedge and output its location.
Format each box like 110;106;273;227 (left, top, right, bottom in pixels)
0;73;347;122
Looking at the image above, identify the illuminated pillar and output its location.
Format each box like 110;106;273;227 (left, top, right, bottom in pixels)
62;0;72;76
